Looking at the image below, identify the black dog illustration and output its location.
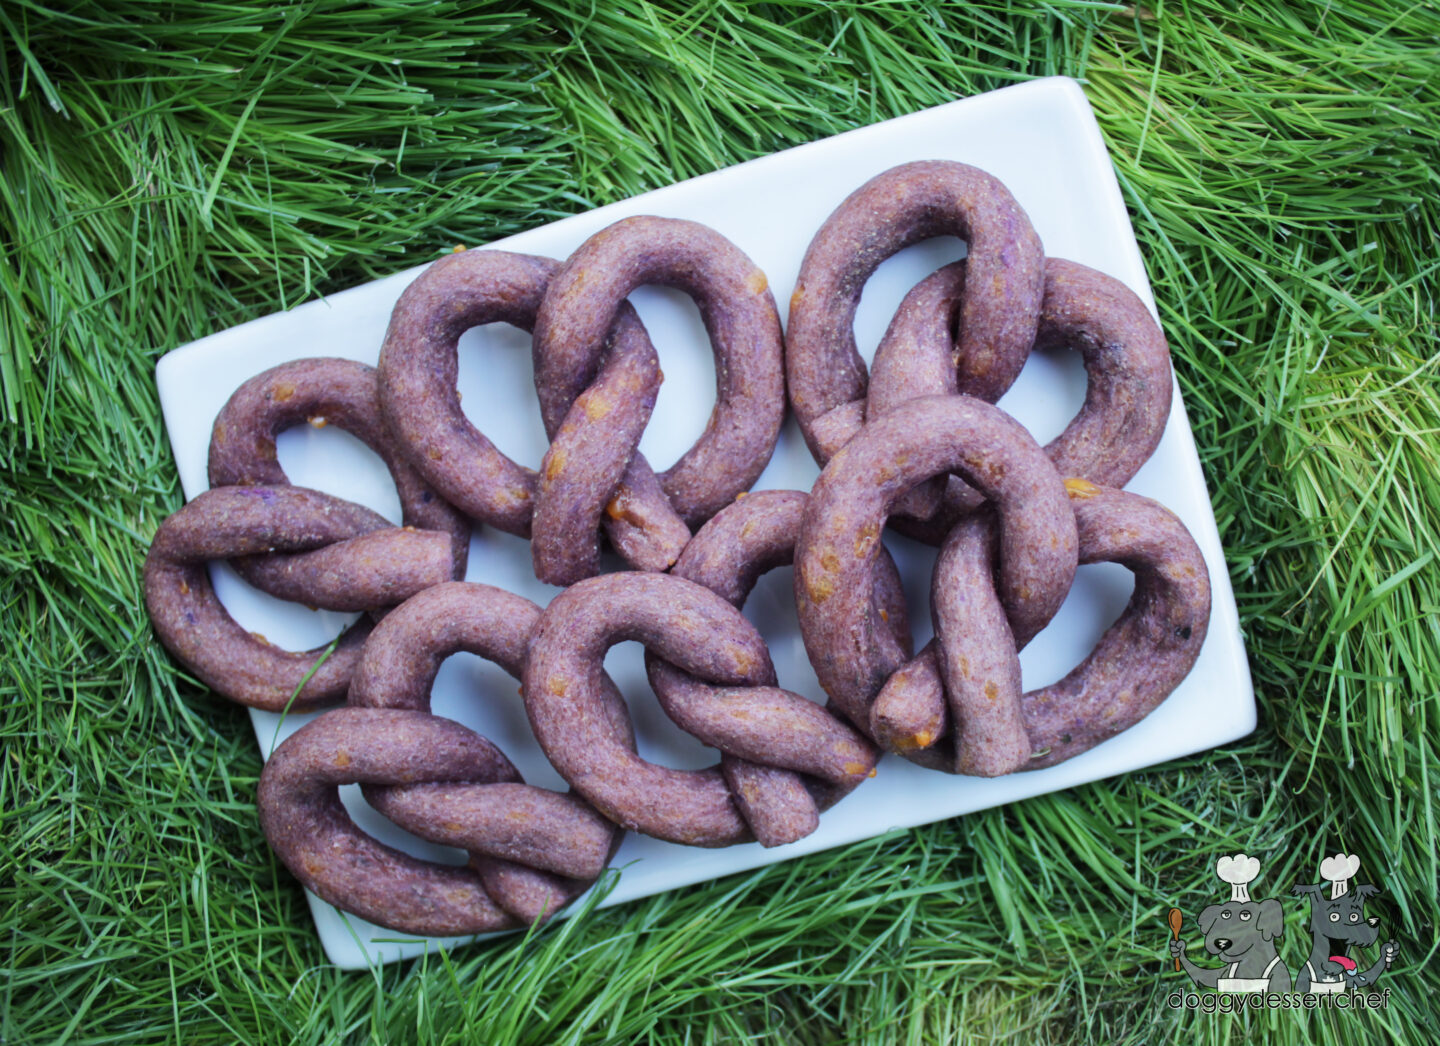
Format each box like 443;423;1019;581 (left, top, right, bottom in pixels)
1293;853;1399;993
1169;854;1291;992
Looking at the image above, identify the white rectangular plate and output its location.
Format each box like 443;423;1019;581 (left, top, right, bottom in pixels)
156;76;1254;970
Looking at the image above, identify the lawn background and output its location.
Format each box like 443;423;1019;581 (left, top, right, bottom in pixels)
2;1;1436;1043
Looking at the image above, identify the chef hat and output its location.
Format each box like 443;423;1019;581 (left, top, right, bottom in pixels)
1216;853;1261;903
1320;853;1361;900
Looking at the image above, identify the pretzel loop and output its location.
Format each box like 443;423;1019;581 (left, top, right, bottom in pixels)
794;395;1079;734
787;160;1045;462
209;356;471;583
524;571;876;848
258;706;615;936
531;215;786;585
143;486;453;711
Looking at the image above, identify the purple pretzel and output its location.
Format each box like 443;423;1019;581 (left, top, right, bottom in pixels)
870;482;1210;774
524;572;877;848
258;707;615;936
209;356;470;582
144;486;452;711
794;396;1078;735
377;248;688;582
530;215;786;585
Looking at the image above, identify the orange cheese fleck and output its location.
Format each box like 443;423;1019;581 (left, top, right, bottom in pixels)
854;521;880;558
543;447;567;482
583;393;612;420
726;644;755;674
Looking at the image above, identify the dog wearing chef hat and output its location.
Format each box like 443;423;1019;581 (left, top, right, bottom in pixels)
1292;853;1399;993
1169;853;1291;992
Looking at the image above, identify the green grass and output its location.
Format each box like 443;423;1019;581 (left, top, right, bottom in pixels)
3;1;1437;1042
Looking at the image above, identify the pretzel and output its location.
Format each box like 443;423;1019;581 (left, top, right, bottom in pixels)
787;160;1045;462
658;489;899;845
209;356;471;583
257;706;616;936
377;248;689;582
531;215;786;584
144;486;453;711
794;396;1078;737
865;257;1175;541
338;581;621;928
869;483;1210;774
523;571;877;848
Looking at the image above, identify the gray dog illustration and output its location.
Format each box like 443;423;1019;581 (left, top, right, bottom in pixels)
1293;853;1399;993
1170;854;1291;992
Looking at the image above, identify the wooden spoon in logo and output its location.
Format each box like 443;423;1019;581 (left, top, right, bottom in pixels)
1167;908;1183;971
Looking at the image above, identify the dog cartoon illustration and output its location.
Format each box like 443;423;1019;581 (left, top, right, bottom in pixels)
1293;853;1399;993
1169;853;1291;992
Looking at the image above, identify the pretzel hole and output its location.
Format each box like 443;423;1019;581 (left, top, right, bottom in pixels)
741;565;828;710
429;652;569;793
207;559;359;654
454;320;550;467
337;783;470;869
1018;561;1133;690
852;236;967;367
880;528;943;653
994;340;1088;446
626;285;717;471
603;639;717;771
277;422;403;525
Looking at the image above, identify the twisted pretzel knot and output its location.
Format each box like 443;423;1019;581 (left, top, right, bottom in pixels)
656;489;897;846
143;486;453;711
379;219;785;587
523;571;877;848
377;250;665;568
256;582;622;935
209;356;471;582
533;215;786;585
257;706;616;937
870;483;1211;775
795;395;1079;739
